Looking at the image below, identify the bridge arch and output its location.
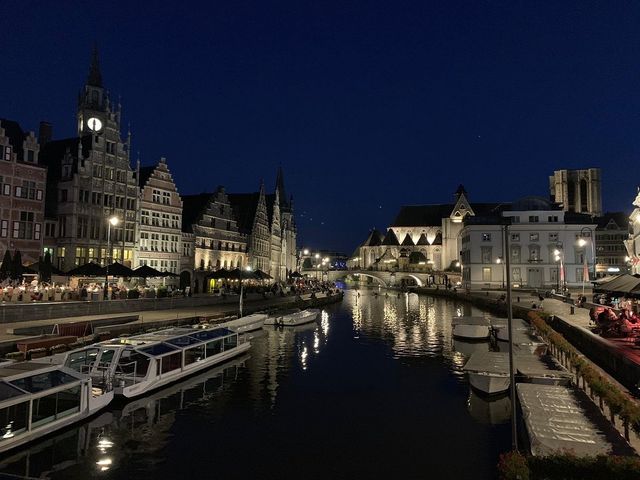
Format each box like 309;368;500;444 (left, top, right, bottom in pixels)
349;272;388;288
395;274;423;287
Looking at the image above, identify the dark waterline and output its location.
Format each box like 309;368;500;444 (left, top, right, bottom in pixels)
0;289;511;479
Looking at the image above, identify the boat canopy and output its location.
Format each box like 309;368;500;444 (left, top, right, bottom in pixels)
463;352;510;374
451;316;490;326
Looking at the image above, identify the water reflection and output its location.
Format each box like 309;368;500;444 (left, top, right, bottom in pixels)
0;293;508;480
467;390;511;425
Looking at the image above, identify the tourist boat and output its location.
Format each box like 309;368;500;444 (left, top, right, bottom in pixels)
489;317;530;341
463;352;511;395
221;313;268;333
45;325;250;399
0;361;113;454
264;309;320;327
451;316;491;339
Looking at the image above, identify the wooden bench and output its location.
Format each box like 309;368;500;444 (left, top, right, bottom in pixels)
16;335;78;354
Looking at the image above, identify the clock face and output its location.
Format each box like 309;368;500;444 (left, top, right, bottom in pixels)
87;117;103;132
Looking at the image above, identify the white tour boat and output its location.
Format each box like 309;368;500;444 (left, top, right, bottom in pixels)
221;313;268;333
264;309;320;327
451;316;491;340
48;325;250;399
0;361;113;454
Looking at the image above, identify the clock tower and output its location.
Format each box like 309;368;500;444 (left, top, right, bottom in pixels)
77;45;120;136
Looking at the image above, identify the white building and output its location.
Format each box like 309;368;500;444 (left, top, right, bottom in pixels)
460;197;597;290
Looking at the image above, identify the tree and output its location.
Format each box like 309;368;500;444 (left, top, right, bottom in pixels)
0;250;11;281
10;250;23;280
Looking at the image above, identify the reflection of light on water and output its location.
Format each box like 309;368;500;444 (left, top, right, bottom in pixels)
300;345;308;370
383;299;398;325
96;457;112;472
450;351;466;372
321;311;329;336
314;332;320;353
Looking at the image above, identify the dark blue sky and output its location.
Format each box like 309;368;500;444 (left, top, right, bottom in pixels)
2;1;639;254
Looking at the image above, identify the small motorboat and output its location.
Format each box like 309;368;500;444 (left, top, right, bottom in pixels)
463;352;511;395
451;316;491;340
221;313;268;333
489;317;530;341
265;309;320;327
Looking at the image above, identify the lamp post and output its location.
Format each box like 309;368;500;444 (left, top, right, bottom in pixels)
105;216;119;300
578;227;595;293
496;257;504;289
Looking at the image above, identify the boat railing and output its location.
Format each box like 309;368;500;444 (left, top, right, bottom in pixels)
113;361;142;386
79;364;115;392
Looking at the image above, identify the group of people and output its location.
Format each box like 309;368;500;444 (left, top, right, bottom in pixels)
590;305;640;337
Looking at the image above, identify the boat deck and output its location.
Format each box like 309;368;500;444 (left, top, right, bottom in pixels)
517;383;634;456
451;316;490;326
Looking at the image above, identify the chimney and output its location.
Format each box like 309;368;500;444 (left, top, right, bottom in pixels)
38;121;52;146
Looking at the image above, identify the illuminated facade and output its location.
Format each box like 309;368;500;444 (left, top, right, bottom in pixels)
135;157;183;282
0;120;45;265
627;190;640;275
549;168;602;216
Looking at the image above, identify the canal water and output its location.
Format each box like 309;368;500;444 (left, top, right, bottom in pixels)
0;289;511;479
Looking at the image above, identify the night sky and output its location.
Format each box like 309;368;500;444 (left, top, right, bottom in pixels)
2;1;640;254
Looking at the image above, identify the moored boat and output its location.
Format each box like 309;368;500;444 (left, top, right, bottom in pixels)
0;361;113;454
489;317;530;341
264;309;320;327
221;313;268;333
47;325;250;399
463;352;511;395
451;316;491;339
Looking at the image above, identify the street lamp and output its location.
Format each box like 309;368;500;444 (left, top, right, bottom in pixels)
553;243;564;293
578;227;595;294
105;216;119;300
496;256;504;289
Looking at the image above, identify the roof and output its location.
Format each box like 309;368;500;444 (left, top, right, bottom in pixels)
181;193;214;233
362;229;384;247
381;229;400;246
416;233;430;245
228;193;260;233
432;231;443;245
400;233;414;246
87;44;103;87
0;119;44;166
275;166;290;211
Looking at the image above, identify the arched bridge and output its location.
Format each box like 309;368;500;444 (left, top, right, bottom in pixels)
317;270;459;288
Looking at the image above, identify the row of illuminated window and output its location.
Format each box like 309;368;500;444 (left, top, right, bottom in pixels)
74;217;134;242
0;177;43;201
199;257;244;270
92;165;128;182
0;214;41;240
152;189;172;205
138;259;179;273
139;232;180;252
73;247;133;266
206;217;233;230
0;145;37;163
141;211;180;228
479;266;588;283
478;245;588;264
504;215;559;224
198;239;246;252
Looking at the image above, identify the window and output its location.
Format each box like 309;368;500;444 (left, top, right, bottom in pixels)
106;141;116;155
510;233;520;242
512;267;521;282
4;145;11;160
27;150;35;163
76;217;88;239
529;233;539;242
548;216;558;223
0;401;28;441
529;245;540;262
576;268;584;283
13;212;34;239
162;191;170;205
529;216;539;223
15;181;36;199
2;183;9;196
141;210;150;225
481;246;492;264
152;189;161;203
482;233;491;242
482;267;492;282
548;233;558;242
0;220;7;237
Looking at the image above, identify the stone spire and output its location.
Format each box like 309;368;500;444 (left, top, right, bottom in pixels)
87;43;103;87
275;166;289;210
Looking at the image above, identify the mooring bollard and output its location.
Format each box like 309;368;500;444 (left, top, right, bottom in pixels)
570;306;575;315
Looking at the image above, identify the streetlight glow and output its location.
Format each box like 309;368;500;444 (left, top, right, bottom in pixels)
303;249;309;255
578;238;587;247
109;216;119;227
